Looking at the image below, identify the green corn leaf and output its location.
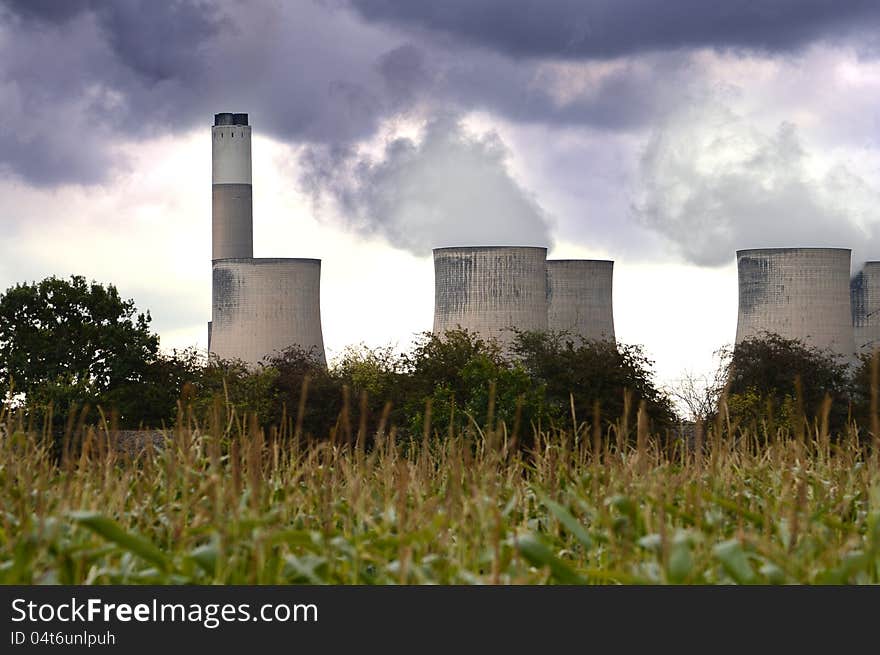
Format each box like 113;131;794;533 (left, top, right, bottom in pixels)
516;533;586;585
71;512;170;572
667;533;694;584
713;539;755;585
536;491;593;550
188;544;219;576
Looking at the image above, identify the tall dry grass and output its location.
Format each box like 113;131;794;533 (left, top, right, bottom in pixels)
1;396;878;584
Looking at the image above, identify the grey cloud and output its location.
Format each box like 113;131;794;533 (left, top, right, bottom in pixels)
442;50;693;130
0;0;227;185
0;0;392;185
351;0;880;60
377;43;429;104
96;0;226;83
0;12;126;185
0;0;701;188
1;0;223;82
0;0;90;23
634;102;880;267
5;0;878;278
301;114;553;255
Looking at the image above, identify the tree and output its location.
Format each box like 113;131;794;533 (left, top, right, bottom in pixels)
260;344;345;439
840;350;880;443
101;347;206;428
723;333;852;437
0;275;159;425
332;343;405;439
400;329;544;439
667;363;727;423
510;330;677;438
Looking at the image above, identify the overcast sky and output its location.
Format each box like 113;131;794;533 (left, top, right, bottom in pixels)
2;0;880;389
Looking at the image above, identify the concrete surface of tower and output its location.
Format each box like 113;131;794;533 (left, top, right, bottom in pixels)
433;246;549;348
735;247;854;357
851;261;880;354
546;259;615;341
208;112;326;365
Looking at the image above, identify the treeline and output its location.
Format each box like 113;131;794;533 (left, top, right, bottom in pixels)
2;275;879;445
0;276;674;442
5;327;678;443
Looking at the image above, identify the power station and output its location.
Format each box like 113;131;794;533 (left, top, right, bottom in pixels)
735;248;854;357
432;246;616;348
208;113;326;365
203;114;880;368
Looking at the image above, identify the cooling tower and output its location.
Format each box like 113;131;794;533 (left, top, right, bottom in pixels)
546;259;615;341
851;261;880;354
433;246;548;347
212;112;253;260
735;248;854;357
210;258;326;366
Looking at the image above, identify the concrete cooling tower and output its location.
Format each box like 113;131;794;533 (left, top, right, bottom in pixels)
546;259;615;341
208;113;325;366
210;259;325;365
433;246;549;347
735;248;854;357
851;261;880;355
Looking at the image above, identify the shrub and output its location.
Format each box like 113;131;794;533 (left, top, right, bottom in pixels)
723;333;852;437
511;330;677;438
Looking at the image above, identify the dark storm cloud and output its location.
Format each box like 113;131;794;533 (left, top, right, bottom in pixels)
0;0;744;191
1;0;223;81
0;0;707;188
0;1;384;185
0;0;228;185
350;0;880;59
442;50;693;130
97;1;226;83
377;43;429;104
0;0;87;22
3;0;878;269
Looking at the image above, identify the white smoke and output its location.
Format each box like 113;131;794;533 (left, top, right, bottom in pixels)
634;101;880;268
300;113;553;255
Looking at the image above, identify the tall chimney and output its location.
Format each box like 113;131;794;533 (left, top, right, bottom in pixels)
212;112;253;260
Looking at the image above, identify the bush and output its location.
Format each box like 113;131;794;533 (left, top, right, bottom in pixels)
510;331;677;439
395;329;541;438
723;333;852;437
0;274;685;449
263;345;342;440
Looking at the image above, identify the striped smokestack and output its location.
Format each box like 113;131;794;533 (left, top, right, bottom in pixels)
212;112;253;260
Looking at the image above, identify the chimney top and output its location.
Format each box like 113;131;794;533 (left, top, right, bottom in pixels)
214;113;248;126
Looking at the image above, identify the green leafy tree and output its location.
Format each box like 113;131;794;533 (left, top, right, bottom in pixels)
510;330;677;438
0;275;159;426
188;356;280;429
263;345;340;439
723;333;852;437
400;329;545;438
101;347;207;428
332;344;405;440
